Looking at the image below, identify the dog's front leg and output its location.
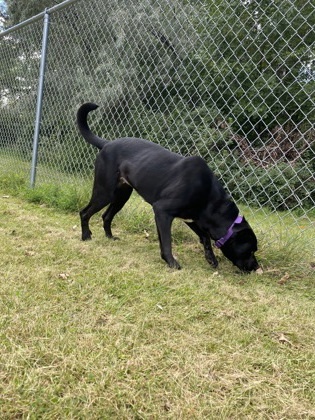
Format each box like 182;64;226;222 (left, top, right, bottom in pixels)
201;237;218;268
153;206;180;270
185;221;218;268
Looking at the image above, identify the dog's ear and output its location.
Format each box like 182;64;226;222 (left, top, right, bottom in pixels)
235;228;258;249
236;225;255;237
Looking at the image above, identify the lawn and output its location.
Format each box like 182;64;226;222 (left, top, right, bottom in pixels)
0;192;314;419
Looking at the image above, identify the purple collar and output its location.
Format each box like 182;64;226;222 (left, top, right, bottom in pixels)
215;215;243;248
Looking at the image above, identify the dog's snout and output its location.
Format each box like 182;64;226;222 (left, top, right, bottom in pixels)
244;256;259;272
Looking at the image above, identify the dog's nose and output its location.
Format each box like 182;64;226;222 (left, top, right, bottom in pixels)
249;258;259;272
240;256;259;272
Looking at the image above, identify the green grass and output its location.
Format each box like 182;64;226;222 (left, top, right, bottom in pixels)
1;177;315;418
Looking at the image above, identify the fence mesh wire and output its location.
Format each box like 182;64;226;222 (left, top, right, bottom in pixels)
0;0;314;238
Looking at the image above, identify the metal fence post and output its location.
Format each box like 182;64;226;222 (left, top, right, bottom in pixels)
30;9;50;188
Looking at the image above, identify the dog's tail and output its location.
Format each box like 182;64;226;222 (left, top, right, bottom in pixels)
77;102;108;150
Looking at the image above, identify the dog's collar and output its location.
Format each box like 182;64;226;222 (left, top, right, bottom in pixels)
215;215;243;248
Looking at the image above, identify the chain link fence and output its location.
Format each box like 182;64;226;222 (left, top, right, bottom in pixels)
0;0;314;238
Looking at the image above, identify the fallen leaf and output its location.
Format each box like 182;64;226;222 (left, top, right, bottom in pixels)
278;272;290;285
164;402;171;412
95;315;109;326
25;250;36;257
278;333;293;346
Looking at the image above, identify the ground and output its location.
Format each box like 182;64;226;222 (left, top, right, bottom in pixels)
0;194;314;418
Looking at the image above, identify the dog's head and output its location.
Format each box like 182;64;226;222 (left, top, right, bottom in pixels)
219;218;259;272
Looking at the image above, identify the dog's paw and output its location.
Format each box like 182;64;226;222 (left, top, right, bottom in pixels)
106;235;120;241
211;260;218;268
205;250;218;268
161;253;181;270
206;256;218;268
169;260;181;270
82;233;92;241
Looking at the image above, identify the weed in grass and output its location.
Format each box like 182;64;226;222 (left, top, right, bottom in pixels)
0;172;27;193
23;183;87;212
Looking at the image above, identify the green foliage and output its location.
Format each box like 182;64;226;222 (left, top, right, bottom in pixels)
23;183;84;211
38;132;97;174
0;156;91;212
195;0;315;139
117;103;232;157
0;107;35;160
1;0;314;213
224;160;315;212
0;171;26;192
6;0;64;26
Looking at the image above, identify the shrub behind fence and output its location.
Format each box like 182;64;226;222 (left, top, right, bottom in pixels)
0;0;314;233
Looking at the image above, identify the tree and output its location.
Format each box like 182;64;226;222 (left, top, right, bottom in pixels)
193;0;315;141
6;0;64;26
0;0;8;31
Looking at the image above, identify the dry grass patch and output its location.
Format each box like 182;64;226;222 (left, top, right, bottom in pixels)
0;194;314;418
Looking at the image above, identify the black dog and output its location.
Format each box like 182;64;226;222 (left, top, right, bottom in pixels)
77;102;259;272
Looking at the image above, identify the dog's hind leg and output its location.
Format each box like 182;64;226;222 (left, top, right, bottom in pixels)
80;184;114;241
80;156;119;241
185;221;218;268
153;205;180;269
102;184;133;239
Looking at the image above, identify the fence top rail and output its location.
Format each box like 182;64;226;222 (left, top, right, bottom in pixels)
0;0;79;38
